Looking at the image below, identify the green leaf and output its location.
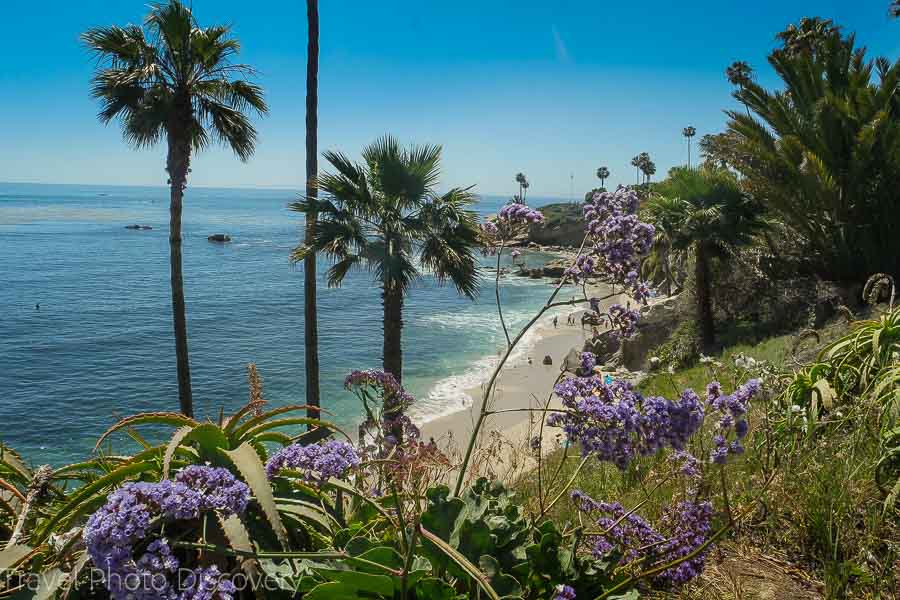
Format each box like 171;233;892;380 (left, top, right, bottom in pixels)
221;443;289;548
414;577;462;600
162;425;195;480
419;525;502;600
93;413;197;451
0;544;31;571
218;513;260;577
33;567;67;600
314;569;395;597
609;589;641;599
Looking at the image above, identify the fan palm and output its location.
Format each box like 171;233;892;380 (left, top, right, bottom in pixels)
290;136;481;384
596;166;610;188
515;172;529;202
82;1;267;417
725;61;754;116
630;155;642;185
682;126;697;169
650;167;767;348
727;27;900;281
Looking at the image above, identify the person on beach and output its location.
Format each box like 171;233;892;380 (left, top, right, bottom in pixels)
553;316;558;328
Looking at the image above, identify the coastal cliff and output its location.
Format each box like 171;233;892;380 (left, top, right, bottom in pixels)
528;202;583;247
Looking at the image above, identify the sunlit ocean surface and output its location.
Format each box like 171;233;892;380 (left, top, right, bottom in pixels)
0;182;569;465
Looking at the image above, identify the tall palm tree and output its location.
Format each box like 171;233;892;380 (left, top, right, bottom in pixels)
775;17;840;57
515;172;528;202
682;126;697;169
596;166;610;188
290;136;481;384
650;166;766;349
630;155;642;185
303;0;321;420
725;61;754;117
83;1;267;417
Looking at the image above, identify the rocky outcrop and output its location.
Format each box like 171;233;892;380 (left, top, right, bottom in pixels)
528;203;583;247
207;234;232;242
516;257;569;279
125;224;152;230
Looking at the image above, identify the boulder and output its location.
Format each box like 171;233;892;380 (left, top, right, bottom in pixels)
618;296;681;371
542;355;553;366
208;234;232;242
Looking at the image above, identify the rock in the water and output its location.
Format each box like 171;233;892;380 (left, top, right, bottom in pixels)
208;234;231;242
125;224;152;230
542;355;553;366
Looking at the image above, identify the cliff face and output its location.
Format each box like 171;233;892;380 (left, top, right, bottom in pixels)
528;203;584;247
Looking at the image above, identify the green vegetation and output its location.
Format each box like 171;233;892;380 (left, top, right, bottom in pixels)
82;0;268;417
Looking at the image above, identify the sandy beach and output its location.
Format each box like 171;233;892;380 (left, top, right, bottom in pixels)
420;282;626;479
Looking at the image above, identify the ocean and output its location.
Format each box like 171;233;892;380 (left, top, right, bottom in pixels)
0;182;574;466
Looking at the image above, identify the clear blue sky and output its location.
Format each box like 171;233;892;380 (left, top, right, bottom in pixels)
0;1;897;197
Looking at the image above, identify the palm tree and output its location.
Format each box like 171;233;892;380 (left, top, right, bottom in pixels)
682;126;697;169
515;172;528;202
303;0;321;421
630;155;642;185
728;27;900;281
775;17;840;57
596;166;610;188
290;136;481;385
725;61;754;117
83;1;267;417
649;166;766;349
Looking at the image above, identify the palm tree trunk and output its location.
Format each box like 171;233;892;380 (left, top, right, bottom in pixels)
382;282;404;382
303;0;321;421
695;243;715;349
166;117;193;418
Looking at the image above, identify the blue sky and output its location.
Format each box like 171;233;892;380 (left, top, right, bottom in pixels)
0;1;897;197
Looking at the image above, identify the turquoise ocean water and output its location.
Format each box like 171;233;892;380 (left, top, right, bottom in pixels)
0;183;571;465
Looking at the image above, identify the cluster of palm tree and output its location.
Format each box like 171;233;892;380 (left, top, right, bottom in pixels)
83;1;268;417
596;166;610;188
629;153;656;185
725;20;900;282
514;172;530;202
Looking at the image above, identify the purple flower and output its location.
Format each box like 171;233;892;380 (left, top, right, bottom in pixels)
498;202;544;225
179;566;238;600
553;585;577;600
580;351;597;373
83;469;249;600
706;379;759;464
549;377;704;468
266;440;361;482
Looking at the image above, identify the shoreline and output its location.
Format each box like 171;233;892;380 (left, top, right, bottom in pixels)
420;280;625;474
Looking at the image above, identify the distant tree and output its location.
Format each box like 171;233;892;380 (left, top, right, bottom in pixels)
698;132;743;170
682;126;697;169
725;61;754;116
650;167;767;348
596;166;610;188
290;135;481;386
82;1;267;417
515;172;529;202
630;155;642;185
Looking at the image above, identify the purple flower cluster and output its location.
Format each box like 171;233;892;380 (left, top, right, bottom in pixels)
265;440;361;482
553;584;577;600
565;254;596;281
83;467;249;600
706;379;759;464
498;202;544;225
548;378;704;468
607;303;641;339
180;566;237;600
572;490;713;588
582;188;654;286
580;351;597;374
344;369;414;407
654;501;714;586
